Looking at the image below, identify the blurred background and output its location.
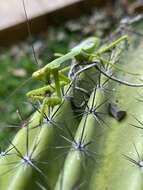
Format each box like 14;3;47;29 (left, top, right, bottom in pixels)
0;0;142;147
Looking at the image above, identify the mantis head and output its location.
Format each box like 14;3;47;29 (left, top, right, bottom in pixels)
72;37;101;54
72;37;101;61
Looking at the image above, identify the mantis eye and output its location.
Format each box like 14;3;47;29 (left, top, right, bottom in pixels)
83;37;100;51
72;37;100;53
73;37;101;62
80;37;101;53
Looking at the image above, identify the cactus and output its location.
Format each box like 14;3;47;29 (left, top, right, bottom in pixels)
1;17;143;190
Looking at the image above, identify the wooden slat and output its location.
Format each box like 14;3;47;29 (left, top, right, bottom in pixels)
0;0;84;31
0;0;106;46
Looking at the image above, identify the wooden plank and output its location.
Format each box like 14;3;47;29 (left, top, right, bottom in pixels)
0;0;83;31
0;0;106;46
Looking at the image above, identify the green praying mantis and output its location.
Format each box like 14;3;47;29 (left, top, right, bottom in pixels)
27;37;100;103
26;34;143;116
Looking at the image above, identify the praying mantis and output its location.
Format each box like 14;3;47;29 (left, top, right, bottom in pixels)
26;34;143;117
27;37;100;102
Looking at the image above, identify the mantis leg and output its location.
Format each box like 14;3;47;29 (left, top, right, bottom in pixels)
59;73;70;84
98;35;128;54
96;55;139;76
52;69;62;99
